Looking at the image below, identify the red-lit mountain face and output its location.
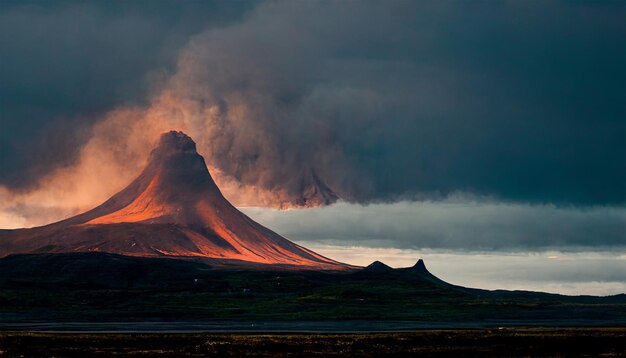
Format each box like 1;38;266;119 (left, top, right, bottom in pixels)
0;131;349;270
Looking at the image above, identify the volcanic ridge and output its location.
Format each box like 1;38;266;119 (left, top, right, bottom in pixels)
0;131;348;270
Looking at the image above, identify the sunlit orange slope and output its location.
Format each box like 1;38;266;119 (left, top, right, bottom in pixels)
0;131;349;270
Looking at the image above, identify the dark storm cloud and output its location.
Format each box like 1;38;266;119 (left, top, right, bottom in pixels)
0;0;256;188
165;0;626;206
1;0;625;205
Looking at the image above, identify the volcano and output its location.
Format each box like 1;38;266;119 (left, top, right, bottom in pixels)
0;131;348;270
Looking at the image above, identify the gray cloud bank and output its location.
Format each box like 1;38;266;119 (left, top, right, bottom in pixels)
1;0;625;209
242;201;626;251
243;200;626;295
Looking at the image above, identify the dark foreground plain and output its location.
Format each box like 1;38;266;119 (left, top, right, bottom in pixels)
0;253;624;327
0;328;625;357
1;253;625;356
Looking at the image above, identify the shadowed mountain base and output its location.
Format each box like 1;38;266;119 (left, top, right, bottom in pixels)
0;253;623;329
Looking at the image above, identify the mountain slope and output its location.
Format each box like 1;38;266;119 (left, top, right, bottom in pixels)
0;131;348;270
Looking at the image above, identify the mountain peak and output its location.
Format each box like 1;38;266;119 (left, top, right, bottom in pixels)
80;131;221;227
150;131;199;162
0;131;349;270
363;260;394;273
410;259;430;275
158;131;196;151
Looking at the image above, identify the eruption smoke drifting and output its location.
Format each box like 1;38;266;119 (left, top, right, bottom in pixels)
1;2;367;226
1;1;624;228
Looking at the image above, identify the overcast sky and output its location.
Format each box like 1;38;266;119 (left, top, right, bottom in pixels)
242;203;626;295
0;1;624;294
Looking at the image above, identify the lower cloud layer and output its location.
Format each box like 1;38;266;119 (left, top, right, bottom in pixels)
242;201;626;296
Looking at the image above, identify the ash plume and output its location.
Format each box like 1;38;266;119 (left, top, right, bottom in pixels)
1;1;625;227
